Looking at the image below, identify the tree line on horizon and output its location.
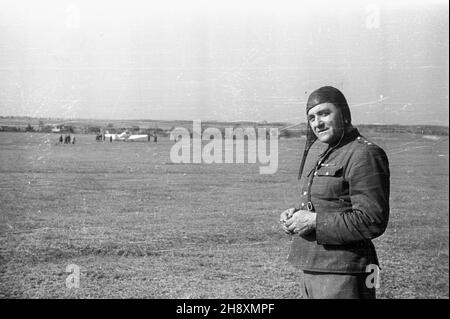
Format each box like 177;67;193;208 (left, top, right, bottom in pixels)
0;117;448;137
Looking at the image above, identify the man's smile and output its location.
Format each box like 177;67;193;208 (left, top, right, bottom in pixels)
317;128;329;134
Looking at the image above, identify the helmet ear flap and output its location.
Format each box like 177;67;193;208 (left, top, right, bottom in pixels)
298;127;317;180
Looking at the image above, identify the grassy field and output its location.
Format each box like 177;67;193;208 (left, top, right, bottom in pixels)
0;131;448;298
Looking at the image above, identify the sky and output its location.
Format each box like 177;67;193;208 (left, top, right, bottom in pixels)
0;0;448;125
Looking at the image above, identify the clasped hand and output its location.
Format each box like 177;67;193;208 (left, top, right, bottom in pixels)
279;207;316;236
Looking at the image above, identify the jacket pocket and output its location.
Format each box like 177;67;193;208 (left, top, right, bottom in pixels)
312;165;346;200
316;165;343;177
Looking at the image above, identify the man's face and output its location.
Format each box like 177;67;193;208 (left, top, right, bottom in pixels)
307;102;345;145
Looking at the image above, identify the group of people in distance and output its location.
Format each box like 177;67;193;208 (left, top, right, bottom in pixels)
95;133;110;142
59;134;75;144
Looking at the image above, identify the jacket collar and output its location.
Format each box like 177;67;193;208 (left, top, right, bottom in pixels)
339;127;360;146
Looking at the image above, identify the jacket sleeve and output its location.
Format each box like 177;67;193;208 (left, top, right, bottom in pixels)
315;145;390;245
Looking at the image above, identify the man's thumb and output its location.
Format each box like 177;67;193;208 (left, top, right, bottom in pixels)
287;208;297;218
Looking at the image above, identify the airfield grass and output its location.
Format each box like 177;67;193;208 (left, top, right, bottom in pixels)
0;132;448;298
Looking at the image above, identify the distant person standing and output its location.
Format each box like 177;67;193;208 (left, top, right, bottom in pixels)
59;135;63;144
280;86;390;299
110;135;113;143
72;136;76;144
154;134;157;143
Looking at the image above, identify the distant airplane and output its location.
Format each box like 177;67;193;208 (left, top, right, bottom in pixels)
48;121;78;133
51;125;61;133
104;130;149;142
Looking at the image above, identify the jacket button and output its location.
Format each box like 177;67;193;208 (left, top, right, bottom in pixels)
303;191;308;195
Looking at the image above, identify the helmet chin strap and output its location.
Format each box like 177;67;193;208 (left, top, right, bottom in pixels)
328;115;348;149
329;126;346;149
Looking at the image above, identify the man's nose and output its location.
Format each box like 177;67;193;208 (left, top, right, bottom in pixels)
313;117;324;129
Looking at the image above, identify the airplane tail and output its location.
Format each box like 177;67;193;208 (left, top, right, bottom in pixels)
118;131;129;139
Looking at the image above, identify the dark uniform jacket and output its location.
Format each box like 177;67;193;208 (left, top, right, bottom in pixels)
288;128;390;273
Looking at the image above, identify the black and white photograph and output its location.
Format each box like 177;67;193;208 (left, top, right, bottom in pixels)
0;0;448;301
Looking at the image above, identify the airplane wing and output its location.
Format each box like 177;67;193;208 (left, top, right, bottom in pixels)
127;134;149;141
